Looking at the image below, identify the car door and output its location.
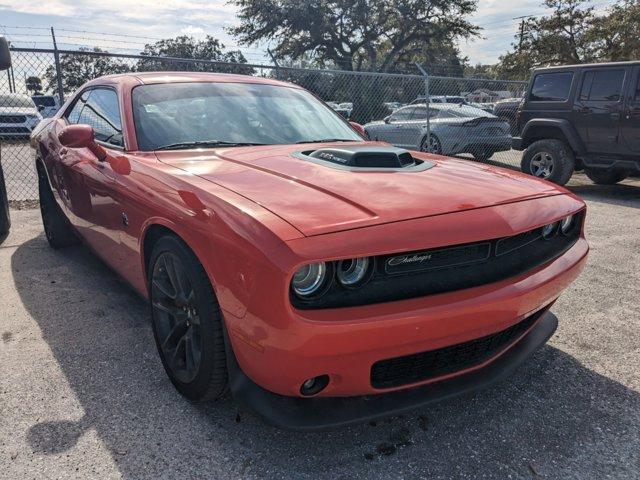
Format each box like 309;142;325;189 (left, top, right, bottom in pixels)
574;67;627;155
397;105;430;149
620;66;640;155
387;107;415;147
53;87;125;265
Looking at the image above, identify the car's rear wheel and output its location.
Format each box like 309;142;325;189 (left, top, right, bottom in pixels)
521;139;575;186
421;134;442;154
149;235;227;401
38;166;78;249
584;168;628;185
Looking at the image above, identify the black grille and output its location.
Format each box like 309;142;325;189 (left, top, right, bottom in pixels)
0;126;30;134
293;211;583;310
370;309;544;389
0;115;26;124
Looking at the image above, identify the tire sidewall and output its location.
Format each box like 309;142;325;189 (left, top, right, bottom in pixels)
148;236;226;401
522;139;575;185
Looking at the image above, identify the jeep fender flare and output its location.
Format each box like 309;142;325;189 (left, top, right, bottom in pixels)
521;118;586;156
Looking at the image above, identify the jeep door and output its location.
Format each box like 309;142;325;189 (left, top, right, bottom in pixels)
620;66;640;154
574;67;627;155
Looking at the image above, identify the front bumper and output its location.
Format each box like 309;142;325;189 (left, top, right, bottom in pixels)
512;136;524;150
228;310;558;431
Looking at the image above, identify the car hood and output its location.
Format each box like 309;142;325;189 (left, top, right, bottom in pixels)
156;142;564;237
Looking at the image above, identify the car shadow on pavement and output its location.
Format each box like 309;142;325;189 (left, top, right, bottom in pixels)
566;180;640;209
11;235;640;479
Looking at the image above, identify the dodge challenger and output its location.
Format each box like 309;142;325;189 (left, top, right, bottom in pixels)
30;72;588;430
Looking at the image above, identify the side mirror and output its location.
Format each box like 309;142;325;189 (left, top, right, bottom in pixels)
349;121;366;137
58;124;107;162
37;104;45;112
383;116;391;124
0;37;11;71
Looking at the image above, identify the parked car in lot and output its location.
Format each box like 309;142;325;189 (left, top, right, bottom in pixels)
32;94;61;118
410;95;467;105
364;103;512;160
0;37;13;238
494;98;522;135
0;93;42;138
30;72;587;430
513;61;640;185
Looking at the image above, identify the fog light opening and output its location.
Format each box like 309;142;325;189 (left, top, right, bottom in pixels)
300;374;330;396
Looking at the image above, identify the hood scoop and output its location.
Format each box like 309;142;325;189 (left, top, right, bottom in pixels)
296;145;434;172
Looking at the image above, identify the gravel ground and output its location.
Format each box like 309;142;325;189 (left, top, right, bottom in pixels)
0;173;639;479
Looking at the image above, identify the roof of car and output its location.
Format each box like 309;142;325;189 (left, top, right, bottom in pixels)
91;71;299;89
534;60;640;73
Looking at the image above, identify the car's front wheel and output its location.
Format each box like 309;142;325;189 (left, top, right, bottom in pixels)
584;168;628;185
38;165;78;249
148;235;228;401
521;139;575;185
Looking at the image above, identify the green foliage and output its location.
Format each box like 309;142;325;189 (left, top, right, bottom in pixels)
136;35;253;74
229;0;479;73
25;76;42;95
44;47;129;96
496;0;640;79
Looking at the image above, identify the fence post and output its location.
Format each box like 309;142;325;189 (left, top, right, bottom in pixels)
51;27;64;103
415;63;430;152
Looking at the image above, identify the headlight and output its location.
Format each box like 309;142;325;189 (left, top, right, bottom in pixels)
560;215;574;235
541;222;557;239
291;262;329;298
336;257;372;287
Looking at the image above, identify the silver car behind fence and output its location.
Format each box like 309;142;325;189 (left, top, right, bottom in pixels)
365;104;512;161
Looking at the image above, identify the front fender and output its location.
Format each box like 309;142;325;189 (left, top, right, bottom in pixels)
521;118;585;154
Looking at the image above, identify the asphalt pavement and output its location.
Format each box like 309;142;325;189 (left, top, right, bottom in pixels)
0;173;639;479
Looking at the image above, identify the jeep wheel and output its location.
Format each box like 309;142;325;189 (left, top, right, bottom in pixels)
584;168;628;185
521;139;575;185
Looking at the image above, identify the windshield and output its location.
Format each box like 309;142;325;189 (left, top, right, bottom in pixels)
0;94;35;109
132;82;362;151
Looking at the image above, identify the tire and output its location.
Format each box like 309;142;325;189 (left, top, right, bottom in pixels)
0;159;10;237
420;134;442;154
148;235;227;402
584;168;628;185
38;166;78;249
521;139;575;186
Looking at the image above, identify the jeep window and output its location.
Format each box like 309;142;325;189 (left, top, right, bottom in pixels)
579;69;625;102
529;72;574;102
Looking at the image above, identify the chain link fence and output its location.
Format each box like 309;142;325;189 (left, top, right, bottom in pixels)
0;46;527;202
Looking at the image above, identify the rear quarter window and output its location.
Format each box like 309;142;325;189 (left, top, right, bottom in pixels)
529;72;574;102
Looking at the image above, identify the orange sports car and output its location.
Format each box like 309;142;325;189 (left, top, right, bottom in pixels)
30;72;588;430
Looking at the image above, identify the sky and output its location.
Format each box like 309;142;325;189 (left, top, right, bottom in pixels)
0;0;620;66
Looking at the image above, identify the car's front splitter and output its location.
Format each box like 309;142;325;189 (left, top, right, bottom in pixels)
227;311;558;431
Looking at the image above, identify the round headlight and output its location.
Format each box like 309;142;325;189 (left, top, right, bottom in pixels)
560;215;574;235
292;262;328;297
336;257;372;287
542;222;557;239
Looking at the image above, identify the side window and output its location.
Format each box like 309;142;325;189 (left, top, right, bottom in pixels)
529;72;574;102
390;107;414;121
77;88;123;147
65;90;91;124
411;106;430;120
580;69;625;102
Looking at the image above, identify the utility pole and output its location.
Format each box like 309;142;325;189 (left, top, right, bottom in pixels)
51;27;65;102
514;15;535;51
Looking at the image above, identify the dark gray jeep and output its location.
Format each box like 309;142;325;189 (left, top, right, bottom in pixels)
513;61;640;185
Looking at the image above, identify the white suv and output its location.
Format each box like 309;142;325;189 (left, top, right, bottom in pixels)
0;93;42;138
32;94;61;118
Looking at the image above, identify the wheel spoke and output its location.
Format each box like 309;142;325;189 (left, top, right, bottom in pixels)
153;299;176;316
162;320;188;350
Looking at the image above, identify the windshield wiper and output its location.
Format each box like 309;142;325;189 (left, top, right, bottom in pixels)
294;138;356;144
155;140;266;151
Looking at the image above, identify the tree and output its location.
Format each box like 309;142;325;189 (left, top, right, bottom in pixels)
496;0;596;79
229;0;480;73
44;47;129;96
588;0;640;61
137;35;253;74
25;76;42;95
